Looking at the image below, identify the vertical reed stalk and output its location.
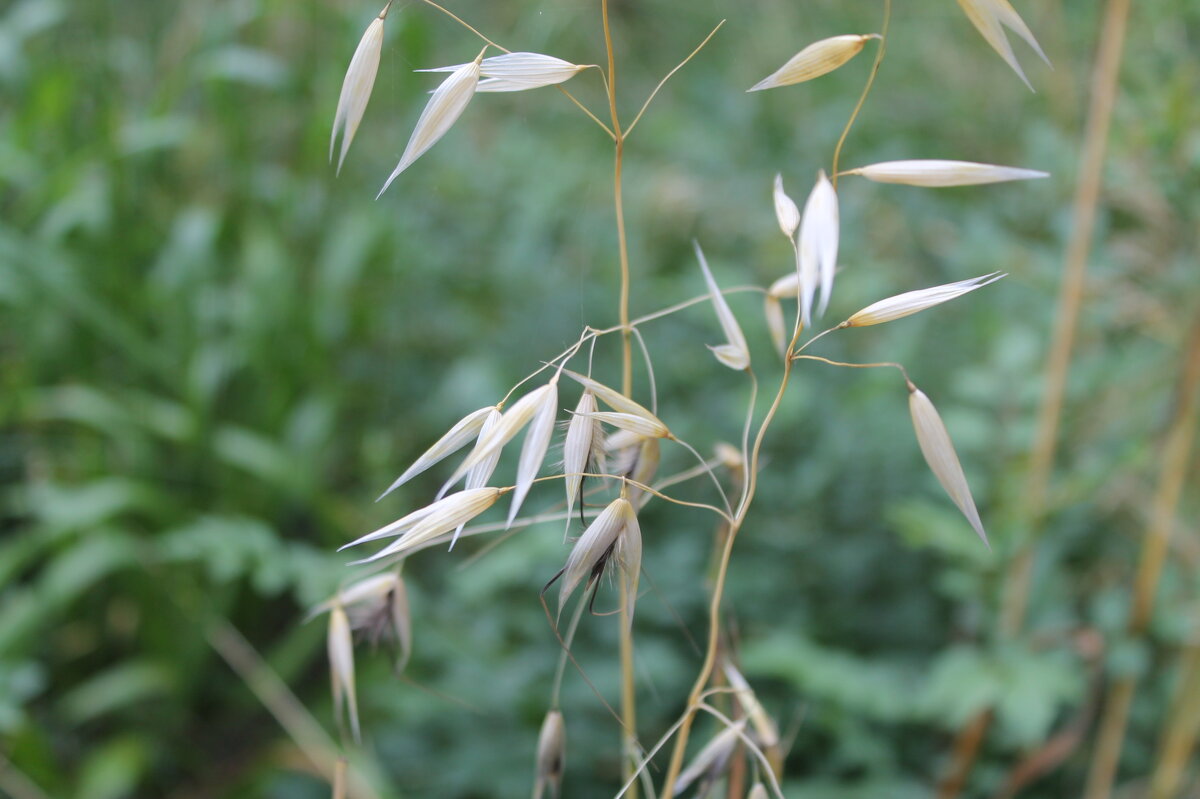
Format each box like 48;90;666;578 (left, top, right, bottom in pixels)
1085;318;1200;798
940;0;1131;791
601;3;638;793
1148;639;1200;799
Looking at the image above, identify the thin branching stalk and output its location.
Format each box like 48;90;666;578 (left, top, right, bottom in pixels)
830;0;890;189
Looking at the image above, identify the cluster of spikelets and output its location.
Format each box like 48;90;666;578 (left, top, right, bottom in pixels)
313;0;1051;792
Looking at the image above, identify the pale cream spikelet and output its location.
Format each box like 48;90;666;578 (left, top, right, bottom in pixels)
533;709;566;799
956;0;1049;91
907;384;989;548
562;370;670;436
722;660;779;749
421;52;588;92
764;295;786;356
586;411;671;440
604;429;644;477
341;486;505;560
558;497;639;615
330;3;390;174
379;404;496;500
694;241;751;371
843;272;1005;327
313;572;413;671
842;159;1049;187
627;438;661;508
508;377;560;526
443;383;557;491
464;407;504;491
615;504;643;628
772;174;800;239
798;170;839;325
562;392;599;519
327;605;360;742
768;271;799;300
672;720;746;796
748;34;878;91
747;784;769;799
378;48;484;196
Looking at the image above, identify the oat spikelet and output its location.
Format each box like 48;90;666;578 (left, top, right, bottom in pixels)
444;383;556;491
558;497;639;617
562;370;669;436
768;272;799;300
672;720;746;796
330;3;390;174
748;34;878;91
342;487;504;558
844;272;1005;327
379;405;496;500
533;709;566;799
585;411;670;440
722;660;779;749
628;438;661;508
956;0;1049;91
328;605;360;742
563;392;598;520
843;159;1049;187
772;174;800;239
747;784;769;799
764;295;786;357
798;170;839;325
508;378;559;526
694;241;750;371
908;385;989;548
378;49;483;196
420;52;587;92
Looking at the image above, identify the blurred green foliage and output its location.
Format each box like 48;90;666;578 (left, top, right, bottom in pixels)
2;0;1198;796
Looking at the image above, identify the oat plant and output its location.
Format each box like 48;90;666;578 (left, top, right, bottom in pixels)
310;0;1049;794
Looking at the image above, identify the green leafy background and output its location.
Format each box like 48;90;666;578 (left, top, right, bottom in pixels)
2;0;1197;796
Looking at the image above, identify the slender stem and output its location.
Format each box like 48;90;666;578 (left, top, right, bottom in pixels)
551;594;590;708
830;0;890;189
600;7;638;791
662;322;807;791
625;21;726;138
1148;640;1200;799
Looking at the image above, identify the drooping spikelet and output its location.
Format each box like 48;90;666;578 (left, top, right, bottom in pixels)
907;384;989;548
797;171;839;325
956;0;1049;91
330;3;391;174
694;241;750;371
749;34;878;91
379;49;484;195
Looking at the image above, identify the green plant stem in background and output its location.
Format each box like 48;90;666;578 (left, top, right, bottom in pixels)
600;2;639;793
1085;318;1200;798
940;0;1132;792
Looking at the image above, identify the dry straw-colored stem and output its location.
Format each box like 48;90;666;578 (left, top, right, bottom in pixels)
1148;638;1200;799
942;0;1132;790
1085;317;1200;798
830;0;890;189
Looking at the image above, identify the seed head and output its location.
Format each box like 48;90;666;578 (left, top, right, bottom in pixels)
533;709;567;799
843;159;1049;187
844;272;1005;327
798;171;839;325
956;0;1049;91
330;3;391;174
749;34;878;91
908;384;989;548
694;241;750;371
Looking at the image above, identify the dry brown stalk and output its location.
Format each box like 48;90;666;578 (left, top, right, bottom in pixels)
1148;640;1200;799
1085;318;1200;798
942;0;1131;789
